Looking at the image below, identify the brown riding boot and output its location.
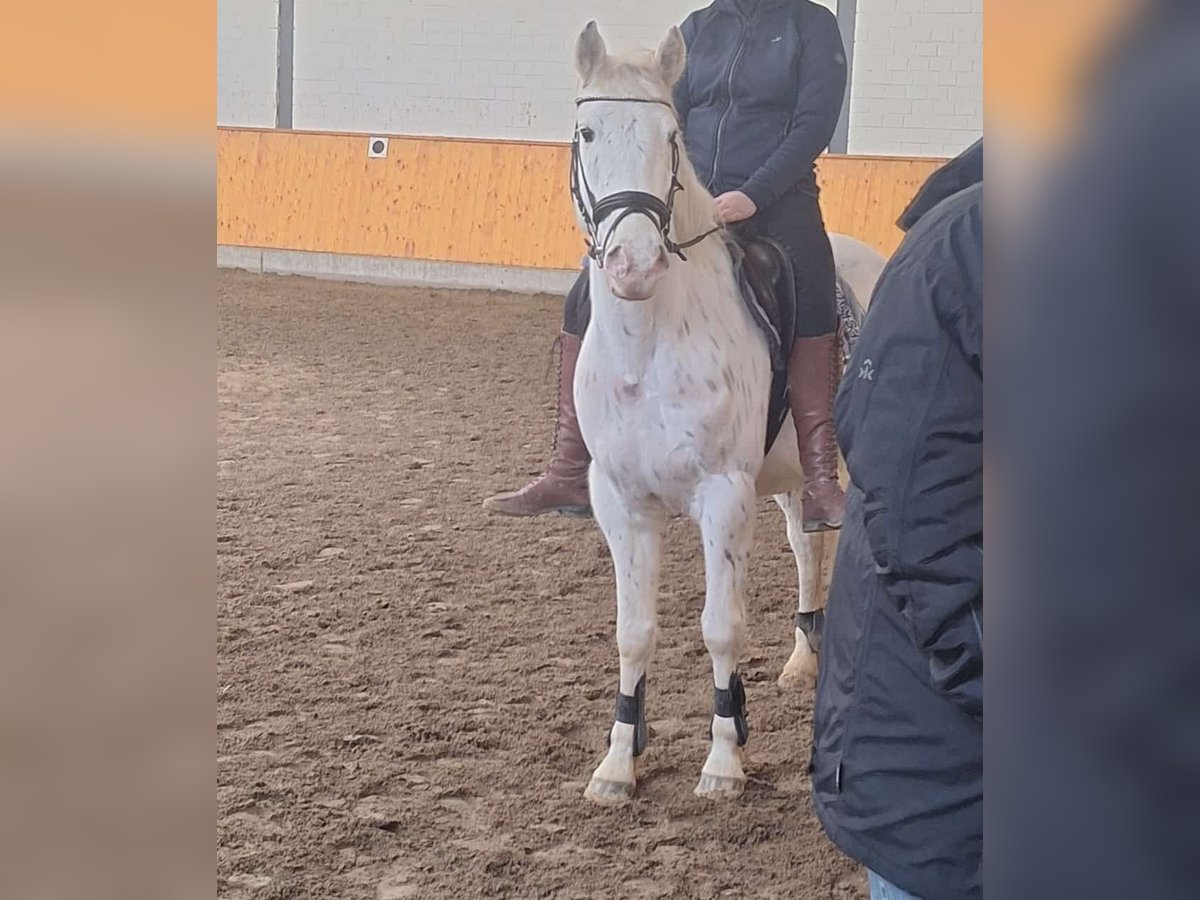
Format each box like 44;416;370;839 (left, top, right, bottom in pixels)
788;333;846;532
483;332;592;518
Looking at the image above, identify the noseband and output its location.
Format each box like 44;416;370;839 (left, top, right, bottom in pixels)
570;96;721;268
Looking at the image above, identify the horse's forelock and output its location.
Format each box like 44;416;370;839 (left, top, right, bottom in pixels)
585;51;673;104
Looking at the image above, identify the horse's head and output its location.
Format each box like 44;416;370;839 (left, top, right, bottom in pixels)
572;22;688;302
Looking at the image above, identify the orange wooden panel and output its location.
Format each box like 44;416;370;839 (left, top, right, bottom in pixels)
815;155;944;256
217;128;944;268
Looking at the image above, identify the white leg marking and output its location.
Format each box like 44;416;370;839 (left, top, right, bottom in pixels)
585;466;664;806
693;473;756;800
776;491;825;687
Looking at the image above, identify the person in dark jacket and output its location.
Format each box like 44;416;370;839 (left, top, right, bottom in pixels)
485;0;850;532
811;141;983;900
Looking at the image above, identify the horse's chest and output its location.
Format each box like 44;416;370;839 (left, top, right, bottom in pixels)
580;359;757;499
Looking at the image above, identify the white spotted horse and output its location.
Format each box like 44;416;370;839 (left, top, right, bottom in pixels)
568;23;884;804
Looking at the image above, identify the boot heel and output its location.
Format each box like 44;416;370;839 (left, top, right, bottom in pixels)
482;332;592;518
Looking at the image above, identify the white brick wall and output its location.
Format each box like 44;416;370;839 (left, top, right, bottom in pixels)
849;0;982;156
217;0;278;128
290;1;707;139
217;1;981;157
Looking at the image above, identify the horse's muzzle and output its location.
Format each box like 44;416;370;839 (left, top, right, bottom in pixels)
606;244;669;301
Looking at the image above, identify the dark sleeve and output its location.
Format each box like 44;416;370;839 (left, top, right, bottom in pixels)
890;214;983;722
672;13;697;127
895;548;983;725
740;6;846;210
889;304;983;723
838;197;984;723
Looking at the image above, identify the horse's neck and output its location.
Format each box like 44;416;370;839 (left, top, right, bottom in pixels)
589;238;740;382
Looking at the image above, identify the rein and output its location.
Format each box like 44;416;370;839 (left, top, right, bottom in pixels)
571;96;722;268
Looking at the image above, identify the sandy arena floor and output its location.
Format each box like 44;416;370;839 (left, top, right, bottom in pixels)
217;270;867;899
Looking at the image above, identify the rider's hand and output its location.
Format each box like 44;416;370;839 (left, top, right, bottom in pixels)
714;191;758;224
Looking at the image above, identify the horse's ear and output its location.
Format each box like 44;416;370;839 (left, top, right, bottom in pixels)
575;21;608;85
656;26;687;88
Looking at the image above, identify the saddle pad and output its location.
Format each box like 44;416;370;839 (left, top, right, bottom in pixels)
837;275;865;366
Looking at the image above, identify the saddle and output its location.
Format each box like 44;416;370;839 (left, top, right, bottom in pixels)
727;234;797;452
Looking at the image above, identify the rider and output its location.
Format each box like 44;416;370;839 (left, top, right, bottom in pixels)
485;0;849;533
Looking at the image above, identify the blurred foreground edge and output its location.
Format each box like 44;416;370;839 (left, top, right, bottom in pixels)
993;3;1200;899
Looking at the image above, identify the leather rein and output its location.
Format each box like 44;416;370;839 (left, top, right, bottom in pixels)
570;96;721;268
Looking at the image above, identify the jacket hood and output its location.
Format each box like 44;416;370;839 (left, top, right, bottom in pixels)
897;139;983;231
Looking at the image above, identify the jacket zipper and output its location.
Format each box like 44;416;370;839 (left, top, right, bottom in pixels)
709;11;753;188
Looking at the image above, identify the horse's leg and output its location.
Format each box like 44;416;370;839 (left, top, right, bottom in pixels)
694;472;756;801
775;490;825;687
584;468;664;807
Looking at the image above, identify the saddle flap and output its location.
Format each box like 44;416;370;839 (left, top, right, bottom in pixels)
740;238;797;356
726;234;798;373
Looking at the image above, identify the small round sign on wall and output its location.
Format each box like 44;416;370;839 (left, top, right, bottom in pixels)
367;137;389;159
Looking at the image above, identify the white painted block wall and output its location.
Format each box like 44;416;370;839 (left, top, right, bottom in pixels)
217;1;980;157
291;1;711;140
217;0;279;128
850;0;983;156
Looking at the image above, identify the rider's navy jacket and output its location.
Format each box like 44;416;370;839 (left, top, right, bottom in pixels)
812;143;984;900
673;0;847;210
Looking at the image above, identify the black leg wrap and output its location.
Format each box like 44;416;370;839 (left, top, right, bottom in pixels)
795;609;825;655
711;672;750;747
611;674;648;757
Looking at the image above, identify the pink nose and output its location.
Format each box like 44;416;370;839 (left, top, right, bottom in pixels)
604;245;668;300
605;245;633;279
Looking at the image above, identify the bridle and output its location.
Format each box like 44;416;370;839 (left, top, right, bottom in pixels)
570;96;721;268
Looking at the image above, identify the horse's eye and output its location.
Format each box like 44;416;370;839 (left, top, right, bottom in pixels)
579;127;596;143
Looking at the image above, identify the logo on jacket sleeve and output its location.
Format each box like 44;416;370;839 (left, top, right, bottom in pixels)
858;359;875;382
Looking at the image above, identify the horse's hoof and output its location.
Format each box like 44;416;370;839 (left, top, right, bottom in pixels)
778;652;819;688
584;777;635;806
694;772;745;801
